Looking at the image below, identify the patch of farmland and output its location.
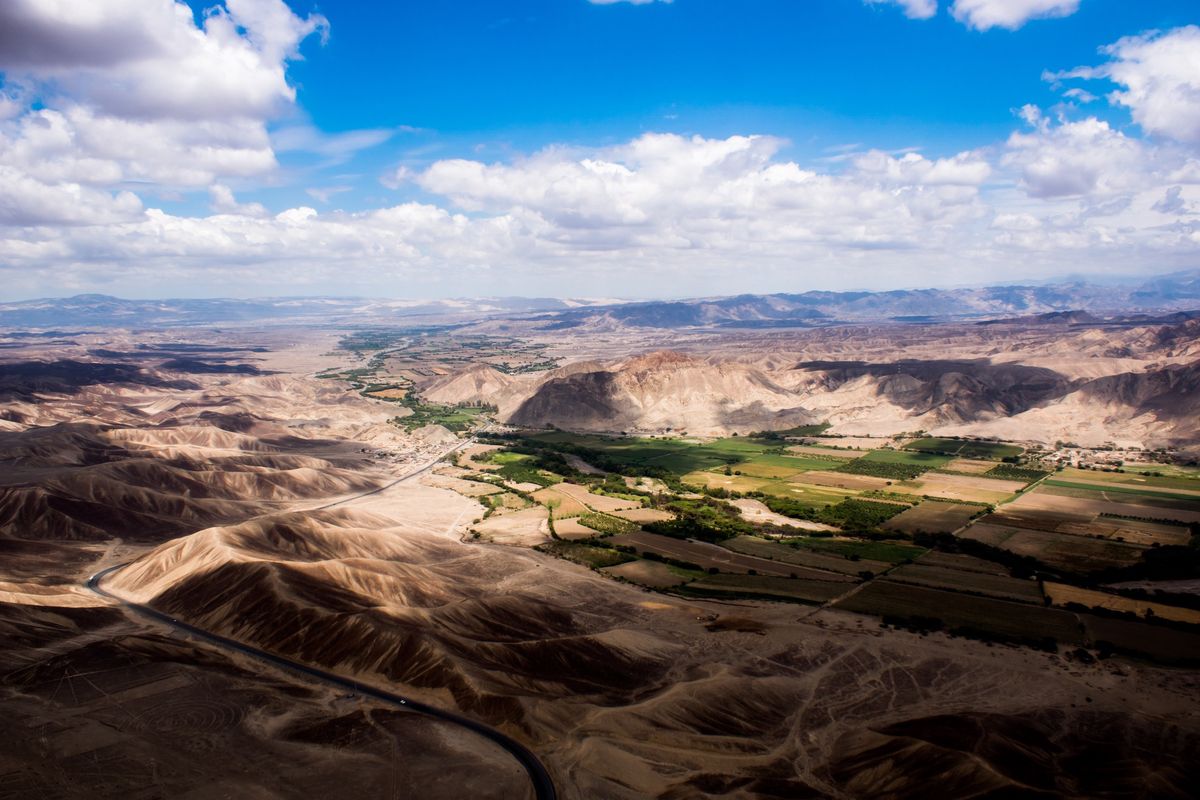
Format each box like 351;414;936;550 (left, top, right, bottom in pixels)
1040;481;1200;509
1049;473;1200;498
728;459;804;479
1058;466;1200;493
730;499;839;532
1007;489;1200;525
835;580;1085;645
553;482;644;513
684;574;849;604
903;437;1022;460
792;470;893;491
682;471;772;494
799;436;888;450
531;486;589;518
489;492;530;511
602;560;689;588
882;501;981;535
783;536;926;564
898;472;1025;504
1044;582;1200;626
422;472;504;497
761;480;857;506
944;458;1002;474
624;476;670;494
887;563;1045;603
863;449;955;468
1055;517;1191;547
553;517;600;541
610;507;674;523
724;535;889;576
1078;614;1200;664
609;531;847;580
504;480;545;494
473;505;550;546
915;550;1011;576
785;445;863;459
962;522;1147;573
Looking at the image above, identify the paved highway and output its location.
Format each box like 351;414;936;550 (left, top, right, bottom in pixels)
85;429;557;800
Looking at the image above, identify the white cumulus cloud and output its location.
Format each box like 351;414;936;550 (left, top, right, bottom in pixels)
1052;26;1200;146
864;0;938;21
950;0;1079;31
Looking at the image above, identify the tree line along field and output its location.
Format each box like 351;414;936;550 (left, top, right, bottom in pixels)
458;429;1200;665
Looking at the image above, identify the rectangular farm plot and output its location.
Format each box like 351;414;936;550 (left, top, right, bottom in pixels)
683;471;772;494
1078;614;1200;664
863;449;954;468
1054;517;1191;547
899;472;1024;504
474;506;550;546
729;459;805;479
904;438;1023;460
915;550;1011;575
944;458;1004;474
608;531;852;581
552;482;644;513
553;517;601;541
730;499;840;532
761;480;857;506
786;445;864;459
883;501;980;534
835;580;1085;645
1056;467;1200;493
1040;479;1200;507
962;521;1147;573
602;559;690;588
685;573;849;604
887;563;1045;603
1044;582;1200;626
724;535;890;576
531;487;589;518
792;470;893;491
610;507;674;523
1007;487;1200;525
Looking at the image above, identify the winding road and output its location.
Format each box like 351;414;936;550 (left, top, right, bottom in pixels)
84;429;558;800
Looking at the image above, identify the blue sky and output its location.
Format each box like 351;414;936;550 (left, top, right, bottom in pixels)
1;0;1199;298
249;0;1198;212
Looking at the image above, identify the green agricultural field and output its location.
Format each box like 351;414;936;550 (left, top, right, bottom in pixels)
394;403;487;432
864;449;955;468
904;437;1023;460
836;580;1085;646
682;573;848;604
1057;467;1200;492
758;481;855;507
1043;479;1200;503
577;512;640;536
488;451;532;465
783;536;926;564
536;541;635;569
724;535;890;576
984;464;1050;483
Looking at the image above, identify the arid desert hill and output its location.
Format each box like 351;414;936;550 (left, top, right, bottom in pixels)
102;479;1200;800
417;313;1200;446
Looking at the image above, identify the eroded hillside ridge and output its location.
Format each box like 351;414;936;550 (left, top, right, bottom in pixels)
417;313;1200;447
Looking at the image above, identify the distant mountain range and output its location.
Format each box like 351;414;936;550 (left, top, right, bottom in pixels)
533;270;1200;330
1;269;1197;330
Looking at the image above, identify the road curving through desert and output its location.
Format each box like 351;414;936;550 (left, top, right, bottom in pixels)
84;426;558;800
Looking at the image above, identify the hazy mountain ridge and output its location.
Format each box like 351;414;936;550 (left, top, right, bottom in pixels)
535;270;1200;330
3;270;1198;330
